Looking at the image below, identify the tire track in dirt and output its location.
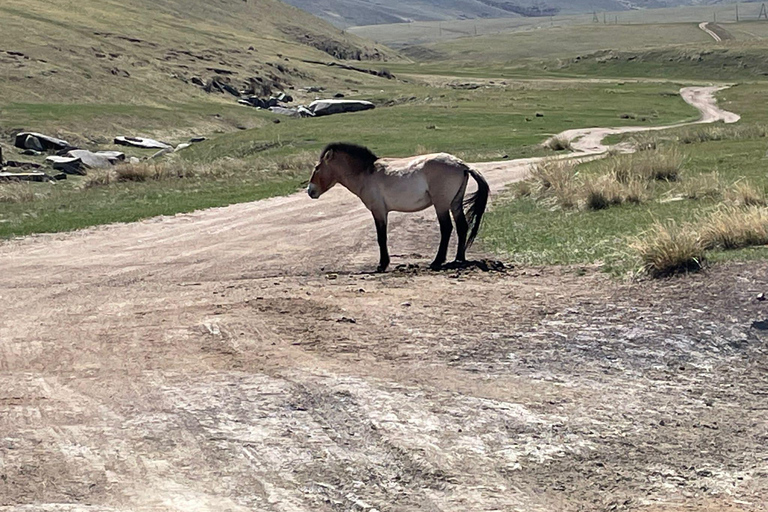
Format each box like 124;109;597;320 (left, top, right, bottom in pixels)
0;86;756;512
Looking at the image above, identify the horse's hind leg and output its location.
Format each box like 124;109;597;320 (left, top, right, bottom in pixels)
373;211;390;272
431;208;453;270
451;202;469;262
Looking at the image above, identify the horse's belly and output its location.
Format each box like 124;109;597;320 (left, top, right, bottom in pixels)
384;179;432;212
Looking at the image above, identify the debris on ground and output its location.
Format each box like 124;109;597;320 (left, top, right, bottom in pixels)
114;136;172;150
66;149;125;169
14;132;73;152
45;155;87;175
308;99;375;117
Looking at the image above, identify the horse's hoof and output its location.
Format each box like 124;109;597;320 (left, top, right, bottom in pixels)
429;262;443;271
376;266;387;273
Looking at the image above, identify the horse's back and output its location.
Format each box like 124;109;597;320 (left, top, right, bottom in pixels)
373;153;469;212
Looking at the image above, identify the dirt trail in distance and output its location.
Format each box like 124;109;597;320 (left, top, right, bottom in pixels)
1;86;765;512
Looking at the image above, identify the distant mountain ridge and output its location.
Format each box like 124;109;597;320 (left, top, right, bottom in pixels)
281;0;749;27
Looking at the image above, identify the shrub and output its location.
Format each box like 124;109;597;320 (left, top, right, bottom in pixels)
632;221;705;278
545;135;573;152
699;206;768;250
725;180;767;207
681;171;723;200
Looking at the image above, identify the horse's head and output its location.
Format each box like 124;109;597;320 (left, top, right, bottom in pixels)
307;148;337;199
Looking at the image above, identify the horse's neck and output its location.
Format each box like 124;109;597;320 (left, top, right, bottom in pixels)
335;161;369;197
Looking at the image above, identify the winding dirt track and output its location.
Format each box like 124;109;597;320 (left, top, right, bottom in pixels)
2;87;765;512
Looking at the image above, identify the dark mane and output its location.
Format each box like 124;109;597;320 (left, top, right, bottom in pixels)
322;142;378;171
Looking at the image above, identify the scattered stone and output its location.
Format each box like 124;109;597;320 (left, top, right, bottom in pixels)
276;92;293;103
335;316;356;324
129;157;141;164
45;155;87;175
535;112;544;117
66;149;124;169
203;77;240;96
5;161;42;170
14;132;72;152
334;93;345;98
304;86;324;93
114;136;172;150
189;136;206;143
0;171;52;182
757;292;766;302
190;76;205;87
269;106;314;118
309;99;375;117
20;149;42;156
54;173;67;180
24;135;44;152
273;119;281;124
175;143;192;152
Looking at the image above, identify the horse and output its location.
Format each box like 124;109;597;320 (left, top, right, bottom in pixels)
307;142;490;272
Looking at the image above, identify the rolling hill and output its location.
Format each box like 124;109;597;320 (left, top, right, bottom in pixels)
282;0;751;28
0;0;397;140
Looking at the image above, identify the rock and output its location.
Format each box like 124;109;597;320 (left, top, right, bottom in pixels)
14;132;72;152
269;106;314;118
535;112;544;117
204;77;240;96
5;161;42;170
54;173;67;180
334;93;345;98
190;76;205;87
175;143;192;152
0;171;52;182
303;86;324;93
114;136;172;150
24;135;44;152
757;292;766;302
129;157;141;164
276;92;293;103
20;149;42;156
308;99;375;117
66;149;124;169
189;136;206;143
45;155;86;175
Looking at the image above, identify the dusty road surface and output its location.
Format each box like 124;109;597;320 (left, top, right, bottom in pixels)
1;87;766;512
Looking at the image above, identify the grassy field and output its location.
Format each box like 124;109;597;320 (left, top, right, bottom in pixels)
350;3;767;47
398;23;712;64
480;81;768;276
0;79;699;238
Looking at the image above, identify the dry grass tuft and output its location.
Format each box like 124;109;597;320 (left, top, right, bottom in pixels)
629;133;659;151
725;180;767;207
632;221;705;278
0;181;37;203
545;135;573;152
677;123;768;145
681;171;723;200
529;159;579;208
582;175;648;210
604;147;684;184
699;206;768;250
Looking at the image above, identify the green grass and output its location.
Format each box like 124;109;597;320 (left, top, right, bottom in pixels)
0;80;699;238
480;136;768;275
399;23;712;64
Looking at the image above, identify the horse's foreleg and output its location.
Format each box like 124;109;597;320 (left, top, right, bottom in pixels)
431;209;453;270
452;204;469;262
373;212;390;272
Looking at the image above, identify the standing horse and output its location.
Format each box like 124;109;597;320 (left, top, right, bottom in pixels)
307;143;489;272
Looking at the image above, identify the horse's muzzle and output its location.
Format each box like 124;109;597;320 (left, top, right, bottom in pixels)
307;185;319;199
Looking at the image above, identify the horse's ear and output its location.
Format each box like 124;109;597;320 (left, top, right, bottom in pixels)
323;149;334;162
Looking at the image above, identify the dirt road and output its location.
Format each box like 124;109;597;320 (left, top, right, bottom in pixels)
699;22;723;43
1;87;766;512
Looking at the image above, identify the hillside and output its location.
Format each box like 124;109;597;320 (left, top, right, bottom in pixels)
0;0;397;140
282;0;748;28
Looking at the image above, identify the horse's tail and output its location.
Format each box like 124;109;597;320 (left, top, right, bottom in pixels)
463;168;490;249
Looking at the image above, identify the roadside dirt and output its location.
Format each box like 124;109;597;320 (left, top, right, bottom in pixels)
1;87;765;512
